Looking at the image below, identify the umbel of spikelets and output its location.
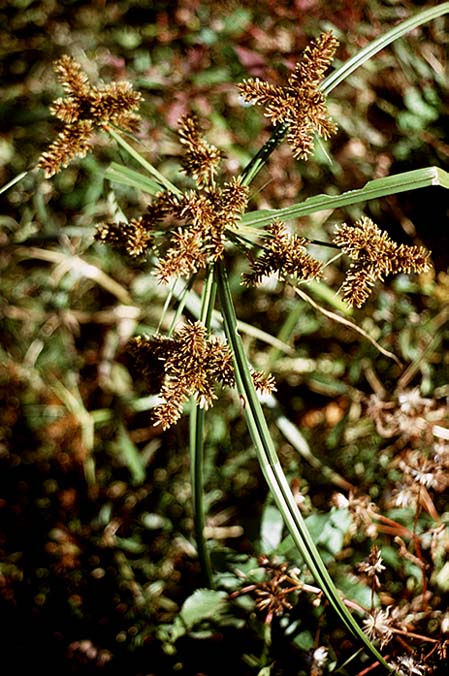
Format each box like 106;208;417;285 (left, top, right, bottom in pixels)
94;114;249;276
238;32;338;160
333;217;431;308
38;55;142;177
128;321;276;430
243;220;323;286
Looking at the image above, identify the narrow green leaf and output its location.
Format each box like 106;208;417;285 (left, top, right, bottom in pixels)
322;3;449;95
189;268;217;588
104;162;162;195
106;127;182;196
241;166;449;227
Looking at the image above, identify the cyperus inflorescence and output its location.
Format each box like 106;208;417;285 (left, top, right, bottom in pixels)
333;217;431;308
243;219;323;286
238;32;338;160
38;55;142;177
95;114;249;279
128;321;275;430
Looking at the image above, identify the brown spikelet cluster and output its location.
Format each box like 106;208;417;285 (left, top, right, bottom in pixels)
238;32;338;160
94;191;173;259
156;176;249;282
128;321;275;429
333;217;431;308
242;219;323;286
94;218;154;258
39;55;142;177
178;113;225;187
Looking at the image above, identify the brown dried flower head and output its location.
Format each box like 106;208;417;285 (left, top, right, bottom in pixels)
238;32;338;160
333;217;431;308
243;219;323;286
39;55;142;177
128;321;275;429
230;557;301;626
357;545;386;588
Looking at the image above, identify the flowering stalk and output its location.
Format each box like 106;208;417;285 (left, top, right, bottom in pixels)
189;267;217;588
216;261;393;672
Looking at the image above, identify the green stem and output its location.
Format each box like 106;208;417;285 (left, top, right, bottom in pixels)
189;268;217;587
216;262;393;672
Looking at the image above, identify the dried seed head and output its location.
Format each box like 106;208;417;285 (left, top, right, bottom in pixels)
362;607;394;648
242;219;323;286
333;217;431;307
238;32;338;160
357;546;386;588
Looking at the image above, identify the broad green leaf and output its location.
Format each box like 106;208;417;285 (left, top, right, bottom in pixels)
240;166;449;227
260;505;284;553
180;589;228;629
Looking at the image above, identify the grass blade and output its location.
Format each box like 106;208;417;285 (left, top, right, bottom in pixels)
322;3;449;95
0;170;28;195
104;162;162;195
241;166;449;227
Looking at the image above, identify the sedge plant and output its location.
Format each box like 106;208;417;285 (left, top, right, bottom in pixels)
7;3;449;673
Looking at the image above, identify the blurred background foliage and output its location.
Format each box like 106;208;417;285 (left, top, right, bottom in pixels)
1;0;449;673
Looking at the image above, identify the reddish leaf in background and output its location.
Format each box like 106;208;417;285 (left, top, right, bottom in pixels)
234;46;267;76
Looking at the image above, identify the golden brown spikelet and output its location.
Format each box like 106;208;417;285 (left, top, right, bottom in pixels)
128;321;276;430
242;219;323;286
333;217;431;308
251;371;277;396
38;120;93;178
238;32;338;160
54;55;90;97
39;55;142;176
94;217;154;258
177;113;225;187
